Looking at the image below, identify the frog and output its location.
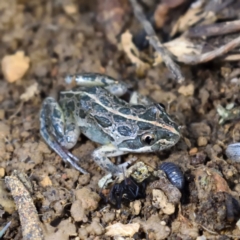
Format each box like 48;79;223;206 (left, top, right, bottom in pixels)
40;73;180;176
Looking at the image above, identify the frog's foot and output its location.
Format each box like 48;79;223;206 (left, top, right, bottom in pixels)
92;144;138;177
50;140;88;174
40;97;87;174
115;157;138;179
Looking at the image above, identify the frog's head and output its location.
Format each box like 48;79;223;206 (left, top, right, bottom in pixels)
118;103;180;152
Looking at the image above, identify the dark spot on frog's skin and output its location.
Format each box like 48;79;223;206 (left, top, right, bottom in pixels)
137;121;153;130
53;108;62;119
94;115;112;128
85;86;97;94
79;109;86;118
139;107;157;121
92;103;108;114
101;77;108;85
64;93;74;99
113;96;126;105
119;137;142;150
80;95;91;102
119;107;132;115
117;126;132;136
66;101;75;111
99;96;111;107
113;115;126;123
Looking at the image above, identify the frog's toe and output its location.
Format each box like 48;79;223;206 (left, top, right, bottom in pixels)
116;157;138;176
49;141;88;174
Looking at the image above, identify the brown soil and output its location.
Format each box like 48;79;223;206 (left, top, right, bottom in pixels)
1;1;240;239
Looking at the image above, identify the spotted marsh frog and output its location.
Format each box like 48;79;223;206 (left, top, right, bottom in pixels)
40;73;180;176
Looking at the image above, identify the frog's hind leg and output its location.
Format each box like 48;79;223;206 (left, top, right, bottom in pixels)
40;97;88;174
92;144;137;177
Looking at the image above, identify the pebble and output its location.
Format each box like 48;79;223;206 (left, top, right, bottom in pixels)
0;168;5;177
226;143;240;162
40;176;52;187
197;136;208;147
1;51;30;82
178;84;194;96
189;147;198;155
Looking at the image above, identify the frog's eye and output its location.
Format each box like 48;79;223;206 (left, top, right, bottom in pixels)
141;133;155;145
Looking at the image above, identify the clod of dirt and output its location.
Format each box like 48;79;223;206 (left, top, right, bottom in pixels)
190;122;211;138
130;200;142;215
0;121;10;139
152;189;175;215
134;214;171;240
150;170;182;205
70;200;87;222
105;222;140;237
193;167;240;231
39;176;52;187
0;181;15;214
178;83;194;96
172;215;199;239
1;51;30;82
85;218;104;236
75;187;101;210
10;142;48;171
102;212;115;223
78;173;91;186
42;218;76;240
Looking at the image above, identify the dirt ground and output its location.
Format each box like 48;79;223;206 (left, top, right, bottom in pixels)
1;0;240;239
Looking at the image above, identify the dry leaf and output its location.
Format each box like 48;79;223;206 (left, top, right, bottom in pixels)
121;30;150;76
171;0;216;36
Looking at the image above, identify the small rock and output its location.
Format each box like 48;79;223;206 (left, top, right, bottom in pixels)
197;136;208;147
63;4;78;14
40;176;52;187
1;51;30;82
178;84;194;96
160;221;166;226
130;200;141;215
75;187;100;211
70;200;87;222
189;147;198;155
105;222;140;237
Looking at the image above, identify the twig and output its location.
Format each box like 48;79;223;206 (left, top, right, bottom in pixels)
182;35;240;64
0;221;11;238
129;0;184;83
187;20;240;38
5;174;44;240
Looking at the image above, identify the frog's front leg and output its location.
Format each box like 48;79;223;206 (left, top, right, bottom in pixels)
40;97;88;174
92;144;137;176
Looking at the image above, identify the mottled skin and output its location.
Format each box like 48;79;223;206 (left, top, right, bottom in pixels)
40;73;180;176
